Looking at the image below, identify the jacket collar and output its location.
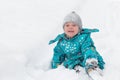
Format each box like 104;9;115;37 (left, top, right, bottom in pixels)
49;28;99;45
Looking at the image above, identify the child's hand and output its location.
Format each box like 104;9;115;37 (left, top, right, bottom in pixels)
74;65;83;73
85;58;98;71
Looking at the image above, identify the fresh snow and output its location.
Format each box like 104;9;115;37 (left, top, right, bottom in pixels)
0;0;120;80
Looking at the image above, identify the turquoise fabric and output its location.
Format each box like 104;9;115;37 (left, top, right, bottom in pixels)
49;28;105;70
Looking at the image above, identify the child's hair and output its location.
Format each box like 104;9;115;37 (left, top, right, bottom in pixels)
63;11;82;30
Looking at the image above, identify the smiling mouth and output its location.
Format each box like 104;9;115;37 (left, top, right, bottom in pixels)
68;31;74;32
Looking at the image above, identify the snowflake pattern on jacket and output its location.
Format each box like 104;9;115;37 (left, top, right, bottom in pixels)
49;28;105;70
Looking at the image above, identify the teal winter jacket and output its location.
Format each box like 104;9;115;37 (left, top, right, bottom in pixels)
49;28;105;70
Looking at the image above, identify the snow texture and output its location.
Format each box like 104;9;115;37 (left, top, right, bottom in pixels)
0;0;120;80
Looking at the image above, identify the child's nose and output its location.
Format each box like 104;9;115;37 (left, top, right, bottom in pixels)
69;26;73;28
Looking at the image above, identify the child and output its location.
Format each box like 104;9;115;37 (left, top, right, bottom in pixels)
49;11;105;73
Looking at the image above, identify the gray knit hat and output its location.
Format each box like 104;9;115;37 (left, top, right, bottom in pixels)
63;11;82;30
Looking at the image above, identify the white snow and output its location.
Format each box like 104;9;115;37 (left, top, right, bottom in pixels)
0;0;120;80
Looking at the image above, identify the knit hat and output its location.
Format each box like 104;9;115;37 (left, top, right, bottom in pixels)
63;11;82;30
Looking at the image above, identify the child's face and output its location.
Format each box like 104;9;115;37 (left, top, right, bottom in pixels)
64;22;79;38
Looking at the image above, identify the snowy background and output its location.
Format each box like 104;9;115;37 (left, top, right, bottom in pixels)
0;0;120;80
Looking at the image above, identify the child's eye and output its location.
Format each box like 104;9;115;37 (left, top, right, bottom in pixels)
72;24;76;27
66;25;69;27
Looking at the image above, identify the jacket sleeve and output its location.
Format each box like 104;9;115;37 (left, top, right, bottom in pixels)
81;34;105;69
51;43;65;69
